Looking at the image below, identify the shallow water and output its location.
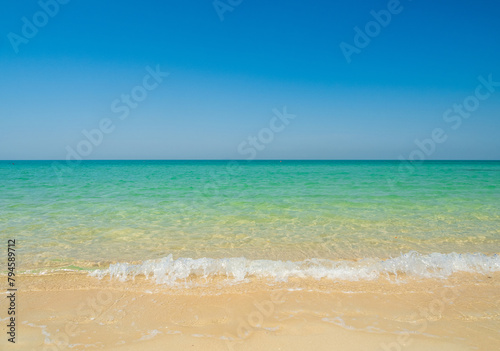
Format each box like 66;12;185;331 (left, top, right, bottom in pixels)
1;160;499;273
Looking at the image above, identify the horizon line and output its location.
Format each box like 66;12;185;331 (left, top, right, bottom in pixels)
1;159;499;162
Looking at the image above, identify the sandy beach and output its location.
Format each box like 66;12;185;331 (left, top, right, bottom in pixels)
2;271;499;351
2;162;500;349
3;0;500;348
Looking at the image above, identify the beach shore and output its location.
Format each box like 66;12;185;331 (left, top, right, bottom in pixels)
2;272;499;350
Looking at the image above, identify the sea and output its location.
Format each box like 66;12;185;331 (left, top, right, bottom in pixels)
1;160;499;285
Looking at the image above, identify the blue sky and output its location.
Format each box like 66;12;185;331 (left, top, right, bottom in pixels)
1;0;499;160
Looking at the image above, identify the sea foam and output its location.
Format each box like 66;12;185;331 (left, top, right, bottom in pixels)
89;251;500;286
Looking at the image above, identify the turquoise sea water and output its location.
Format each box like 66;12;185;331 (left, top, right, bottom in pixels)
1;160;499;277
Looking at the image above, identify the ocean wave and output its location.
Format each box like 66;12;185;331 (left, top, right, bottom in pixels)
89;252;500;286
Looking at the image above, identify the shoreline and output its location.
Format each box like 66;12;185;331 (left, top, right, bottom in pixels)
1;272;499;350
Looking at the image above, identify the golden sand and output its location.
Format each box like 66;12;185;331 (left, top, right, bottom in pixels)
1;272;499;350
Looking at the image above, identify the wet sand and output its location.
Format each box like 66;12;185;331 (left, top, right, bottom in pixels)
1;272;499;350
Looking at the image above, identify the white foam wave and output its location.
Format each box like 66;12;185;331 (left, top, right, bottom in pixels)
89;252;500;286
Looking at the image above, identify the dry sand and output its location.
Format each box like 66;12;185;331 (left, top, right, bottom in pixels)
1;272;499;350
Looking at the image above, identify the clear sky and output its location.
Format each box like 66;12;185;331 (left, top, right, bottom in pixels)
1;0;499;160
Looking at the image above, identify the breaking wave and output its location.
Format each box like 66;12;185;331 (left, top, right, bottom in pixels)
89;251;500;286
